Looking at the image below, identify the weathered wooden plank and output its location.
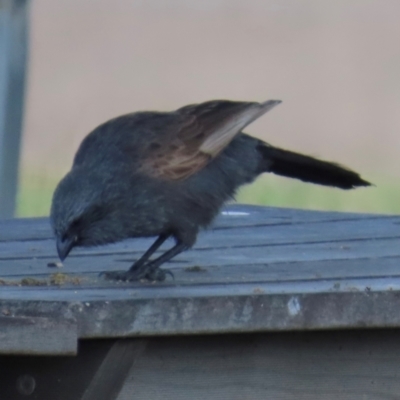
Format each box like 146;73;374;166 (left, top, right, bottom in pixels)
0;205;398;345
0;0;29;218
116;332;400;400
0;205;389;242
0;213;398;261
0;315;77;355
214;205;385;229
0;245;398;292
0;217;51;242
0;235;398;281
1;281;400;339
0;234;400;283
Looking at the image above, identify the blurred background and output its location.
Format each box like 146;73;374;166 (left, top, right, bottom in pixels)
16;0;400;216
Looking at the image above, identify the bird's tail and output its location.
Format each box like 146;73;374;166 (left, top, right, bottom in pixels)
258;143;371;189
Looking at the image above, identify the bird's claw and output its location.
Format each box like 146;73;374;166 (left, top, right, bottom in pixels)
146;267;174;282
100;266;174;282
100;270;133;282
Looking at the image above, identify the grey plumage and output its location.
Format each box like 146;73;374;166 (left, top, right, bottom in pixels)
51;99;370;281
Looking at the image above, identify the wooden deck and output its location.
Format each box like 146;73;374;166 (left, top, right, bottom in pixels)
1;204;400;399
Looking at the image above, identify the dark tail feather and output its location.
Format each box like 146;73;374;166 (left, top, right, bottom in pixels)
258;143;371;189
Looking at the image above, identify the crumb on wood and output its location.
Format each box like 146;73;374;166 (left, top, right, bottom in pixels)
21;277;48;286
184;265;207;273
0;278;21;286
47;261;64;268
253;287;264;294
50;273;82;286
0;274;82;286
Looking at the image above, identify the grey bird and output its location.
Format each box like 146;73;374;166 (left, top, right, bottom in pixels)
50;99;370;281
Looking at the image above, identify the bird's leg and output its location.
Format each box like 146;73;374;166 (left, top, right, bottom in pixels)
136;241;190;281
102;238;189;282
101;233;169;282
130;233;170;271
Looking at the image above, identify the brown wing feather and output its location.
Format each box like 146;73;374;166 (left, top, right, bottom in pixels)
140;99;281;180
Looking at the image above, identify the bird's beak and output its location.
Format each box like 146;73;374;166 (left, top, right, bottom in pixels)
56;236;75;261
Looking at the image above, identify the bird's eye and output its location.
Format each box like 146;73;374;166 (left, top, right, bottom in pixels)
73;235;79;243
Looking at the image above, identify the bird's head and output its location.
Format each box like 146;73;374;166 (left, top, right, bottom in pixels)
50;169;112;261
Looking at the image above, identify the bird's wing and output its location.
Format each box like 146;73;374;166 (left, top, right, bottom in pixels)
140;99;281;180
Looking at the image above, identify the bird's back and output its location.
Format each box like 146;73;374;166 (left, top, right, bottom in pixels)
72;112;182;171
71;108;266;231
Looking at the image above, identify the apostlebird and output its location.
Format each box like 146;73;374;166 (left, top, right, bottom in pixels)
50;99;370;281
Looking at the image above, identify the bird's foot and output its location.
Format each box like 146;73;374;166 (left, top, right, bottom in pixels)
143;266;174;282
100;270;134;282
101;264;174;282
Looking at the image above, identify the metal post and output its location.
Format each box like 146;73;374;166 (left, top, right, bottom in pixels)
0;0;29;218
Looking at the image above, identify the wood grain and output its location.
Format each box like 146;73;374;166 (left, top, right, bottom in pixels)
117;331;400;400
0;205;399;350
